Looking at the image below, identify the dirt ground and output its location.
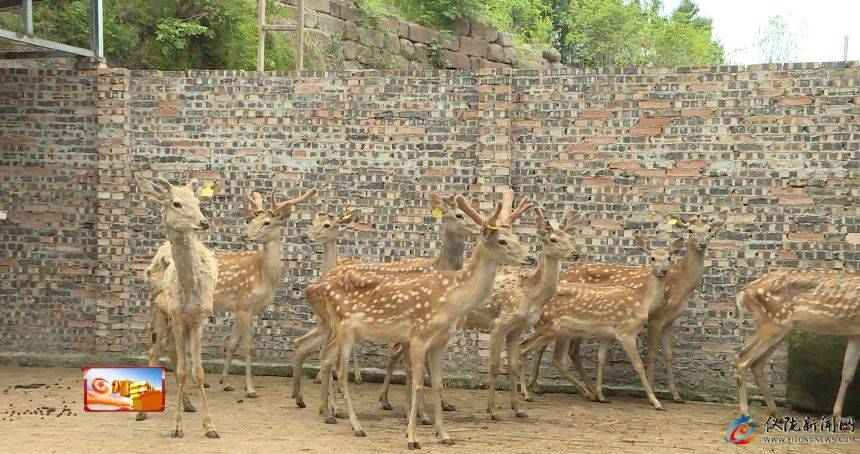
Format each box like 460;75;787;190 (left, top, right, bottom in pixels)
0;366;853;453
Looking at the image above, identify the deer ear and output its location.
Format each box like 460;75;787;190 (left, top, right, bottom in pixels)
633;231;650;254
562;210;584;232
428;193;446;213
240;207;257;220
670;237;685;254
186;178;199;191
710;210;728;229
669;215;688;229
338;209;358;225
136;175;168;201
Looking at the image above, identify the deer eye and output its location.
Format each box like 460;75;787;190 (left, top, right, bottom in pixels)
263;221;270;226
549;237;557;243
688;229;693;234
172;201;181;208
455;214;463;219
498;239;507;246
323;223;331;228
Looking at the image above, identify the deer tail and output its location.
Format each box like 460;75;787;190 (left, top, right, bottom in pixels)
735;291;746;323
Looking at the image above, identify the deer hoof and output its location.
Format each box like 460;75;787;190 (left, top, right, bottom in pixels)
324;416;338;424
673;396;686;403
170;429;183;438
203;382;210;388
515;410;528;418
594;396;611;403
490;414;502;421
442;403;456;412
420;417;433;426
223;384;234;392
335;411;347;419
354;377;363;385
523;396;535;403
295;398;306;408
205;429;219;439
407;442;421;450
135;412;147;421
440;437;455;445
246;391;258;398
183;402;196;413
655;405;667;411
381;403;393;411
312;377;322;384
354;429;367;437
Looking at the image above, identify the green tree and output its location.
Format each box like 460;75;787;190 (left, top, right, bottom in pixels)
755;15;804;63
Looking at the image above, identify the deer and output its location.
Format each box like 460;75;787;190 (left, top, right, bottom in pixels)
518;232;681;410
462;205;582;421
291;193;480;412
735;269;860;419
310;193;534;449
135;175;220;438
135;186;317;419
522;211;728;403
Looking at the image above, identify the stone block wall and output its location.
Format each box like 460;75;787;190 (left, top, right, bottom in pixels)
0;62;857;399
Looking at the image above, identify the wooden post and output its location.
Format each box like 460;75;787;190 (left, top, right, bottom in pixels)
257;0;266;71
296;0;305;71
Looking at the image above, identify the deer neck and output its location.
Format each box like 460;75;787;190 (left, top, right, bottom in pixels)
638;271;667;313
443;242;502;322
166;229;205;300
433;228;465;271
527;249;561;306
321;239;338;275
260;236;283;287
670;238;706;295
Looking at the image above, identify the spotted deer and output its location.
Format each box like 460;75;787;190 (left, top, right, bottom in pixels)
735;269;860;419
463;205;582;421
524;211;728;403
291;193;480;410
519;232;681;410
135;176;220;438
310;194;534;449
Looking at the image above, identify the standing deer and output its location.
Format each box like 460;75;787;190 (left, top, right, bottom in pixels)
464;206;582;421
519;232;681;410
523;212;728;403
735;269;860;419
291;193;479;410
136;186;316;416
135;176;220;438
311;194;533;449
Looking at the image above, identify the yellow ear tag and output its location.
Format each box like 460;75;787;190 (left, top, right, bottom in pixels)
432;206;443;218
200;185;214;198
485;221;499;231
666;217;678;226
341;212;353;222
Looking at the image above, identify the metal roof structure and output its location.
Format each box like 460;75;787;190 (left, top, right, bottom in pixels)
0;0;103;59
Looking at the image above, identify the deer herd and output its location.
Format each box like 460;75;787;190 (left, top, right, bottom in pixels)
133;175;859;447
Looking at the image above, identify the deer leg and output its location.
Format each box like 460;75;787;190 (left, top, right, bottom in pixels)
336;327;365;437
519;333;554;402
318;334;338;424
188;320;218;438
428;342;454;445
137;309;167;422
292;324;328;408
834;336;860;419
616;331;664;410
164;325;195;413
660;324;685;403
379;343;402;410
219;320;241;392
236;311;257;398
552;333;595;400
568;336;594;394
506;328;527;418
486;324;507;421
750;342;782;417
352;345;363;384
594;338;610;403
406;342;428;450
645;321;662;392
169;322;188;438
734;322;789;418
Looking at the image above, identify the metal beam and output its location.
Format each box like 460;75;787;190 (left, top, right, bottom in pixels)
0;28;95;57
22;0;32;35
257;0;265;71
89;0;103;58
0;50;69;59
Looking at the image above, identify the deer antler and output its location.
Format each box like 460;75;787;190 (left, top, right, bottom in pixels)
248;192;265;213
502;196;532;226
455;195;485;226
270;188;319;214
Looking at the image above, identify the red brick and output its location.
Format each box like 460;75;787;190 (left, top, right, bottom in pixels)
777;96;813;106
680;108;714;117
638;117;671;127
787;233;823;241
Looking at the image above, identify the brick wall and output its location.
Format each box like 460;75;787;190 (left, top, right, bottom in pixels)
1;62;857;399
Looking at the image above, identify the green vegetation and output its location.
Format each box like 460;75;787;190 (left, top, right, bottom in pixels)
0;0;725;69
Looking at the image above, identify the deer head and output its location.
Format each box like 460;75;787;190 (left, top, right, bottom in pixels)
669;211;728;251
242;187;318;243
455;195;534;266
136;176;216;234
633;231;683;277
303;209;358;244
534;206;583;261
428;192;481;237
